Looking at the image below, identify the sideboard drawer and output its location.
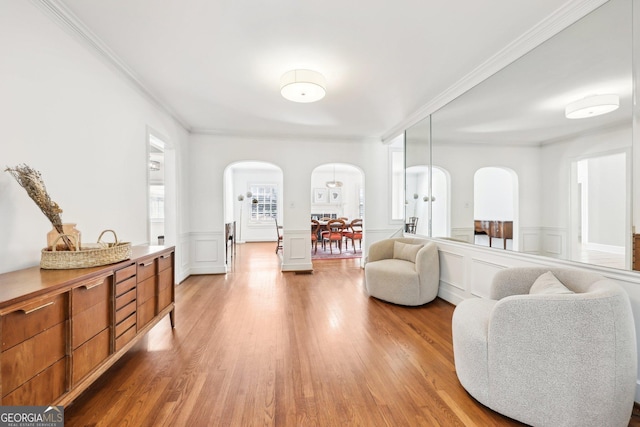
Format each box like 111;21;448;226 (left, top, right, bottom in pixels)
115;313;136;338
72;328;110;384
115;300;136;324
115;276;136;297
2;322;66;395
114;263;136;283
1;293;67;351
158;252;172;272
137;258;156;283
115;324;136;352
115;288;136;310
72;299;109;350
2;358;66;406
71;275;110;316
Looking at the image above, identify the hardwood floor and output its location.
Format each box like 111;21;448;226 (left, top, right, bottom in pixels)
64;242;636;426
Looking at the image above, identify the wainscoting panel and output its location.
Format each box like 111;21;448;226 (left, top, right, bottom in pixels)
521;228;541;254
469;258;508;298
542;228;566;257
177;233;191;283
189;232;227;275
282;229;312;271
195;238;218;262
450;228;473;243
289;236;307;260
438;250;466;304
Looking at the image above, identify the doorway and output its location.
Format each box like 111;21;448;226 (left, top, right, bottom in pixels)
223;161;284;267
570;151;627;269
310;163;364;261
147;131;175;246
473;167;518;250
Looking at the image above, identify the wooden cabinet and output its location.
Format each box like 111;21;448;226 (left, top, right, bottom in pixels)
0;245;175;406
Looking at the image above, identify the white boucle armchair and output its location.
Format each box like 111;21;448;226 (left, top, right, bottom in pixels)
364;237;439;306
452;267;637;427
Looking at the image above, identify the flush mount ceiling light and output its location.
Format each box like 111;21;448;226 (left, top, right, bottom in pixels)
280;69;326;103
565;94;619;119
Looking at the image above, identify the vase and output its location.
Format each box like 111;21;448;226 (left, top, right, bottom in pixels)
47;223;81;251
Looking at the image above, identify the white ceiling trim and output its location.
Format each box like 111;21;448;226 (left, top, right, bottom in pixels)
30;0;192;132
190;127;377;143
380;0;610;142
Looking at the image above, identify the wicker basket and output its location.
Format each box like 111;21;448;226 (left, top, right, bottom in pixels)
40;229;132;269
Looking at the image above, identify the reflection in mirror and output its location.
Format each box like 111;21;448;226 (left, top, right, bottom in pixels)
425;0;633;270
388;134;406;221
405;116;431;235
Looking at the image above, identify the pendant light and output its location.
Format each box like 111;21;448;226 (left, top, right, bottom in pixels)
326;164;343;188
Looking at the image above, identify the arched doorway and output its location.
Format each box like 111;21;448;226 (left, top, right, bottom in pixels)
310;163;364;262
473;167;518;250
223;161;284;267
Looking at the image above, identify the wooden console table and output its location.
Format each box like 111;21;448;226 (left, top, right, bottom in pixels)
474;220;513;249
0;245;175;406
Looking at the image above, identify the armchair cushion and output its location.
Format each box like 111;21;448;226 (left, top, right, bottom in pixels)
529;271;574;295
393;241;423;263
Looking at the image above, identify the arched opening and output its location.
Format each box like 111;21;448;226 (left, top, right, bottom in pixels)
223;161;284;268
473;167;518;250
310;163;364;262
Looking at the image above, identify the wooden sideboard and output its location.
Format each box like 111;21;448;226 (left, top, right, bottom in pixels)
474;220;513;249
0;245;175;406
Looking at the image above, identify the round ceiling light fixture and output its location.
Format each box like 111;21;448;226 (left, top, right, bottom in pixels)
280;69;326;103
565;94;619;119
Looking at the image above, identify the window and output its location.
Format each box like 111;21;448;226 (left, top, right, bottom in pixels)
249;184;278;221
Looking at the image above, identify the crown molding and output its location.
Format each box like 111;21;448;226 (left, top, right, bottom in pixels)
190;127;378;143
31;0;192;132
380;0;610;142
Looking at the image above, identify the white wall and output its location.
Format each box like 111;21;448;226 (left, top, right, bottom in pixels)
586;152;626;248
0;1;189;280
187;135;397;273
310;167;362;220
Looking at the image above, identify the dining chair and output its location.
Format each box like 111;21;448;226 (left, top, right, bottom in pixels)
275;218;283;253
406;217;418;234
322;219;346;253
343;218;363;253
311;219;320;254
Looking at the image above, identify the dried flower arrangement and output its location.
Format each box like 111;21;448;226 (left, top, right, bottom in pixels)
5;164;76;251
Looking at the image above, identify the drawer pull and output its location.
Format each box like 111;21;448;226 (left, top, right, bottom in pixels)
161;253;171;259
82;280;104;290
139;260;154;267
21;301;54;314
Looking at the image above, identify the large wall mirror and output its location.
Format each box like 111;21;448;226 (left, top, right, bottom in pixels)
406;0;635;270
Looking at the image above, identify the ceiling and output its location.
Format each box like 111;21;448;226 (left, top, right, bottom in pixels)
58;0;580;140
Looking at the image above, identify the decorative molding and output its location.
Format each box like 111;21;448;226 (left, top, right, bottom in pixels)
381;0;609;142
191;127;378;142
30;0;192;131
